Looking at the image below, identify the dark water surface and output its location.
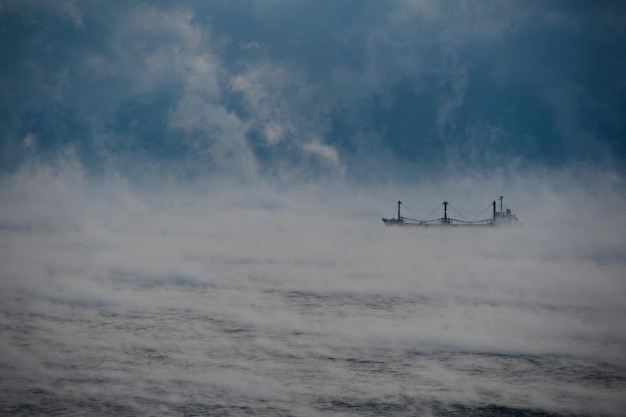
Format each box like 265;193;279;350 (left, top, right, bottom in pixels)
1;285;624;417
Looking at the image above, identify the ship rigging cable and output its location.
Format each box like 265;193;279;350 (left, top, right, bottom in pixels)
395;201;495;224
470;203;495;222
448;204;470;223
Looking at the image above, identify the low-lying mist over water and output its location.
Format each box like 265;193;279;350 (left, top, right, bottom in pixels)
2;1;626;415
1;165;625;416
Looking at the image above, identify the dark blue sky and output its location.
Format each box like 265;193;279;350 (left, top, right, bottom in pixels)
1;0;624;183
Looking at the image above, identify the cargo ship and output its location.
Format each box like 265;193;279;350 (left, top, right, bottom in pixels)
382;196;519;227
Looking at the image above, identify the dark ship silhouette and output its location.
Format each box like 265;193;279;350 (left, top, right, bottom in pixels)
382;196;519;227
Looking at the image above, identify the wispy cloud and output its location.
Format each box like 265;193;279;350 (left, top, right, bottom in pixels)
2;0;624;179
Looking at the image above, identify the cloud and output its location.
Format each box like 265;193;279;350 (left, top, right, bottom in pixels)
2;0;624;181
302;140;340;167
228;64;301;148
0;0;85;28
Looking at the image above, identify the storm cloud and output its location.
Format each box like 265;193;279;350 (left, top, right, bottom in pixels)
1;0;624;179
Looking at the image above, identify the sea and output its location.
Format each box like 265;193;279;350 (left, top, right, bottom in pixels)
2;283;625;417
1;182;625;416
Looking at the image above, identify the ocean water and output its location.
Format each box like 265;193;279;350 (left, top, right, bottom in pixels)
1;182;626;416
2;275;625;416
